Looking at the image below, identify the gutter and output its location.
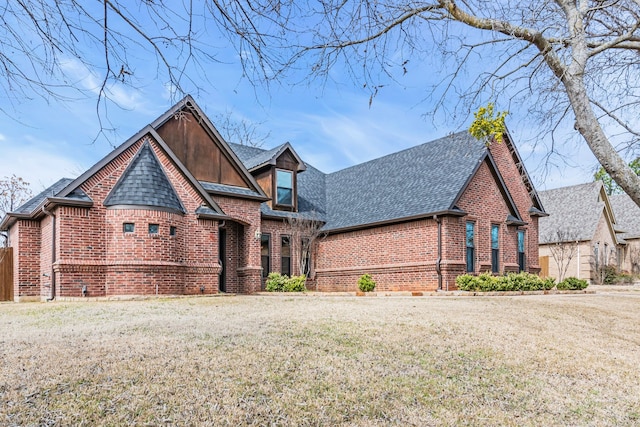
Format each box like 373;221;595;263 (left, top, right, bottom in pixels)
41;206;56;301
434;215;443;291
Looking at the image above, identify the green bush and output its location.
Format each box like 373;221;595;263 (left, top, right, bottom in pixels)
265;272;307;292
284;275;307;292
602;265;618;285
265;272;287;292
358;274;376;292
455;272;556;292
557;277;589;290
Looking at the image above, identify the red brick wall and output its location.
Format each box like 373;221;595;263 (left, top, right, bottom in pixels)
213;196;262;293
488;139;540;273
52;135;221;297
10;220;41;300
314;153;538;292
315;219;441;292
259;218;322;290
455;160;513;273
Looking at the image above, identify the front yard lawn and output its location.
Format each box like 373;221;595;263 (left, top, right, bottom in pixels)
1;294;639;426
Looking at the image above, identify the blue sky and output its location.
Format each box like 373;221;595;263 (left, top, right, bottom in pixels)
0;14;601;196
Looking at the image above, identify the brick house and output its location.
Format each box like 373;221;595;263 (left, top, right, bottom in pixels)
0;96;546;300
538;182;621;282
609;192;640;274
539;182;640;281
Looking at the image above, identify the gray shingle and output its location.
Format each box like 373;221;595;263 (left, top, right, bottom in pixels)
323;132;487;230
538;182;604;243
243;145;285;170
229;133;501;231
199;181;264;198
13;178;75;214
610;193;640;239
104;142;185;213
227;143;266;163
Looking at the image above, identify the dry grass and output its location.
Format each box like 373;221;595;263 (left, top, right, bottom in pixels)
1;293;640;426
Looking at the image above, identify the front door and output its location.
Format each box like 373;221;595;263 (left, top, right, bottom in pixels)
219;228;226;293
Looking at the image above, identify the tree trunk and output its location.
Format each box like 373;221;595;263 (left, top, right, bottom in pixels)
563;77;640;206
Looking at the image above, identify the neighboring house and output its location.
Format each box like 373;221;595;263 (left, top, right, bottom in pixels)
609;193;640;274
538;181;621;282
0;96;546;301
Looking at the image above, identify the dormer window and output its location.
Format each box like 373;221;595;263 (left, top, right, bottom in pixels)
276;169;293;206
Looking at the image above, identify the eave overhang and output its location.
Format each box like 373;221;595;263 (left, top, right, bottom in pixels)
323;208;467;235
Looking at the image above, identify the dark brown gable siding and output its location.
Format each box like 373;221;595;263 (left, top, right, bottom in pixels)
255;169;274;208
156;111;249;188
276;150;299;170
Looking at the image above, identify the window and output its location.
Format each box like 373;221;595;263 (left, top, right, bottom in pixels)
466;222;475;273
281;235;291;276
618;247;623;269
604;243;609;265
123;223;134;233
261;233;271;278
170;226;176;236
594;242;600;270
276;170;293;206
301;238;311;276
148;223;159;234
491;224;499;274
517;230;526;272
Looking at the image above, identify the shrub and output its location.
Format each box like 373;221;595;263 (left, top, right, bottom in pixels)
265;272;287;292
358;274;376;292
265;272;307;292
557;277;589;290
613;273;634;285
455;272;556;292
602;265;618;285
284;275;307;292
455;274;476;291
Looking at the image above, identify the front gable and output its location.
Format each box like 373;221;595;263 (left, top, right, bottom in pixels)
453;152;524;225
56;127;226;220
151;96;267;200
245;143;307;212
455;156;520;224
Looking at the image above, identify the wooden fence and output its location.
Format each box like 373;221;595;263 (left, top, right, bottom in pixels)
0;247;13;301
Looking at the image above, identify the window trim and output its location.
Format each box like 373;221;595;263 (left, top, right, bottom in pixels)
517;230;526;272
281;235;291;276
261;233;271;278
491;224;500;274
275;168;294;207
466;221;475;273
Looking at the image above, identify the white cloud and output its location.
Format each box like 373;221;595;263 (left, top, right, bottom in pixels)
0;135;97;192
59;57;149;112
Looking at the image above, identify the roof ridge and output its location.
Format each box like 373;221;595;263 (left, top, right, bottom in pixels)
326;130;475;177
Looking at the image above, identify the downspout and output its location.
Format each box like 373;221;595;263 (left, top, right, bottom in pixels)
434;215;443;291
42;206;56;301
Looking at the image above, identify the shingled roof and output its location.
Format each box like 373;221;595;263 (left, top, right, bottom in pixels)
229;142;328;221
230;131;528;232
610;193;640;240
323;132;488;230
0;178;94;230
104;141;185;213
538;181;612;244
